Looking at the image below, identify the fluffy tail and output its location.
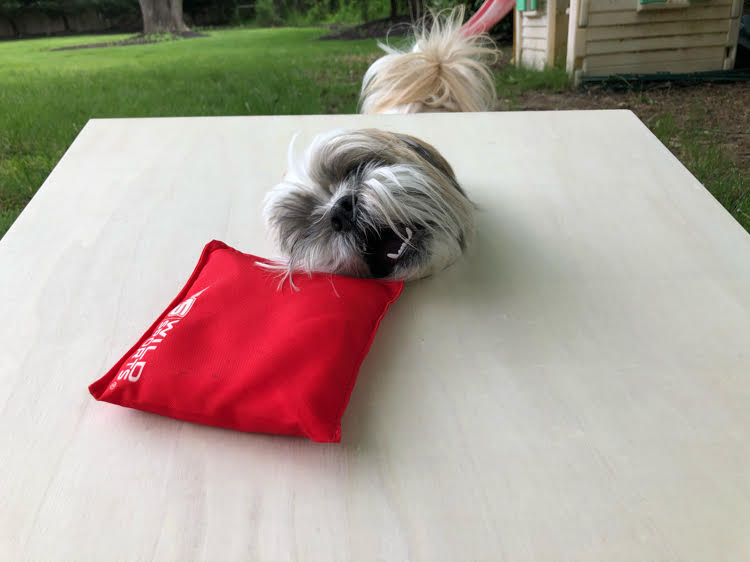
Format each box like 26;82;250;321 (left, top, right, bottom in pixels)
359;6;498;114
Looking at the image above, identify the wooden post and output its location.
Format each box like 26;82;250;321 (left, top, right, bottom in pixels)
566;0;587;85
726;0;742;69
547;0;558;68
566;0;579;76
514;5;522;67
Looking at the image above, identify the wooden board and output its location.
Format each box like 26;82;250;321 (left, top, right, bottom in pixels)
2;111;749;561
523;24;549;38
522;37;548;51
583;55;723;73
586;32;730;54
589;0;730;12
520;16;550;27
585;18;730;40
588;5;732;25
584;45;725;66
521;47;548;67
567;0;585;75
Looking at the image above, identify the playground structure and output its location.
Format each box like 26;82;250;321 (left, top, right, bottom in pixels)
464;0;745;84
461;0;516;35
520;0;743;83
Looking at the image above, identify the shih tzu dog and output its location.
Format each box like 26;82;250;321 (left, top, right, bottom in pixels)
359;6;498;114
263;8;497;283
262;129;474;283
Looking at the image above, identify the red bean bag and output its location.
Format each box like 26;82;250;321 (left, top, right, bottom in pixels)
89;240;403;442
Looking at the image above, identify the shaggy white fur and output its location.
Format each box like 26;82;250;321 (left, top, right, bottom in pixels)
262;129;475;283
360;6;498;114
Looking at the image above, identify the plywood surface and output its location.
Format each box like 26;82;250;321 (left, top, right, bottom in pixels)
1;111;749;561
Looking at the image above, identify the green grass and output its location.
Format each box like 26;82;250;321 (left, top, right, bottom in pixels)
1;31;748;237
647;112;750;232
0;28;381;236
494;64;570;104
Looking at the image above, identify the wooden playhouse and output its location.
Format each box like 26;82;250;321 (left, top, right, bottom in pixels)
513;0;744;82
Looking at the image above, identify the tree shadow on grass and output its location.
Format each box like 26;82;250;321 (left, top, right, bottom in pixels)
51;30;208;51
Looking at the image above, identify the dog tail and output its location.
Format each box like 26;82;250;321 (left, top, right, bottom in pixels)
360;6;498;114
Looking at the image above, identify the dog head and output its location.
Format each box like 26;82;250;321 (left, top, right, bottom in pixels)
263;129;475;282
359;7;498;114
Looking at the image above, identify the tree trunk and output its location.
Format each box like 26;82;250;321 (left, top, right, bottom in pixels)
407;0;422;23
137;0;189;34
390;0;398;18
6;16;20;37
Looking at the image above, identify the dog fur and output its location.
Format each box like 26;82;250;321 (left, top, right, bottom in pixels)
263;8;495;283
262;129;475;283
359;6;498;114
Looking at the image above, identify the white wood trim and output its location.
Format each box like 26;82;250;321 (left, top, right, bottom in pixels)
579;0;590;26
567;0;586;76
567;0;580;73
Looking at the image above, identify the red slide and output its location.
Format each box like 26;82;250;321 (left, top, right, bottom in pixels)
461;0;515;36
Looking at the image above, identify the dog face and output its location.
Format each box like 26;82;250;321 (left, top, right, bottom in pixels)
263;129;475;282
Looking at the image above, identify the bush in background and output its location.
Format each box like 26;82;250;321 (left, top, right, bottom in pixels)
0;0;507;36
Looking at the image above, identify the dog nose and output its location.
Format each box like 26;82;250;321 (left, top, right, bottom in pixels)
330;196;356;232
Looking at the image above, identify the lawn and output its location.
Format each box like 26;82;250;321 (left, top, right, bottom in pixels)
1;28;748;237
0;28;382;236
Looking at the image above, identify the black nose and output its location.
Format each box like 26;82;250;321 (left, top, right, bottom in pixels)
330;196;356;232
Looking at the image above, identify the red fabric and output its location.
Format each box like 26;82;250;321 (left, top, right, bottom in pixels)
89;240;403;442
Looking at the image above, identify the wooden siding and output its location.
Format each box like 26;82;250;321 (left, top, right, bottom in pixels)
586;4;731;25
519;7;552;69
566;0;739;81
516;0;570;70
